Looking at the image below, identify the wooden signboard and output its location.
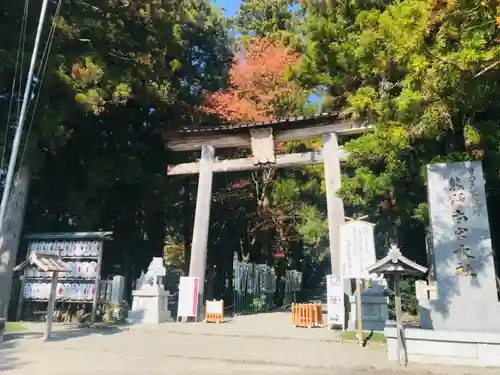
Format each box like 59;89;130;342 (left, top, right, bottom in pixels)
340;219;376;345
340;220;376;280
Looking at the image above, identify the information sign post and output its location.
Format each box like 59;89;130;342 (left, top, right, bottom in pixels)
340;218;376;345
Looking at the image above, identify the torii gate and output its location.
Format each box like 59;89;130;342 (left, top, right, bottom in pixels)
164;112;369;314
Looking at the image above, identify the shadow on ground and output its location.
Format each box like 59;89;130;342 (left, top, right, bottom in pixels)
0;324;126;371
229;307;292;318
5;324;126;343
0;340;31;372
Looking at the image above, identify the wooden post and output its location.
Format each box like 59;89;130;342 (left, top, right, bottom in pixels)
322;132;350;316
91;240;104;323
44;271;58;341
394;273;407;366
356;278;363;346
188;144;215;319
15;274;26;322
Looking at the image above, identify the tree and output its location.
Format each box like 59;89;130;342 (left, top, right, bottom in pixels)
203;37;304;122
0;0;232;279
296;0;500;263
202;36;329;267
235;0;300;40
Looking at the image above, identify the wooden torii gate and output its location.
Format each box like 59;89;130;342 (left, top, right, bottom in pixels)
164;112;369;315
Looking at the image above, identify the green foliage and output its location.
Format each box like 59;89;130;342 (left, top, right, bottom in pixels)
386;277;419;318
5;0;500;294
235;0;300;41
341;330;387;344
296;0;500;260
5;321;27;333
0;0;232;262
296;205;328;247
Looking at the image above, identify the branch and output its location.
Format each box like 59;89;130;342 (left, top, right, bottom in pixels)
251;170;260;199
260;167;275;201
474;60;500;78
107;49;134;61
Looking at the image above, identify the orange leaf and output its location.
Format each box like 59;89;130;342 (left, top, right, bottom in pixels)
201;37;301;123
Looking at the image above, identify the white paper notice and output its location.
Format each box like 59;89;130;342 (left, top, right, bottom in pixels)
326;274;344;328
340;221;376;279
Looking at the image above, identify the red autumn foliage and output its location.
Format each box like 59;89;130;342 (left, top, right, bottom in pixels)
202;37;300;123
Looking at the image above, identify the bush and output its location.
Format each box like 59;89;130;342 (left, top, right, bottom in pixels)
385;276;418;319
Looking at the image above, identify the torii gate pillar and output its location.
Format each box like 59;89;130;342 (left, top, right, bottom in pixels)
188;144;215;305
323;132;346;286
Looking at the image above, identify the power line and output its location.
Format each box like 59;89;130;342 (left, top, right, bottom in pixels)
19;0;63;168
1;0;30;171
0;0;51;233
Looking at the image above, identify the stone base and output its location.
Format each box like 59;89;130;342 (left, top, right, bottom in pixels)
385;325;500;367
419;299;500;331
348;292;388;332
127;287;171;324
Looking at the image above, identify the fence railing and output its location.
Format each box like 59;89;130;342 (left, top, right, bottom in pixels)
233;260;304;314
283;270;303;306
291;303;323;328
233;260;276;314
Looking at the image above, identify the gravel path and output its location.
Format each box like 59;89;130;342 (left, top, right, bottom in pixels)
0;313;497;375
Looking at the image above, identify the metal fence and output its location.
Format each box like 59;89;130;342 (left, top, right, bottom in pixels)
283;270;303;306
233;260;304;314
233;260;276;315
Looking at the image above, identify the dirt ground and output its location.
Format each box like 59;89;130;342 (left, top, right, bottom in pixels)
0;312;496;375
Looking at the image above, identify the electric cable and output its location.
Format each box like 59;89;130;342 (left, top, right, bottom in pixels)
19;0;63;168
16;0;29;121
1;0;30;172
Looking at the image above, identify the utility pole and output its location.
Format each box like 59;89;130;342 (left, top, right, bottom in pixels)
0;0;50;332
0;0;49;232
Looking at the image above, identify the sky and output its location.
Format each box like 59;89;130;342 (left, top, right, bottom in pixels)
213;0;242;17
